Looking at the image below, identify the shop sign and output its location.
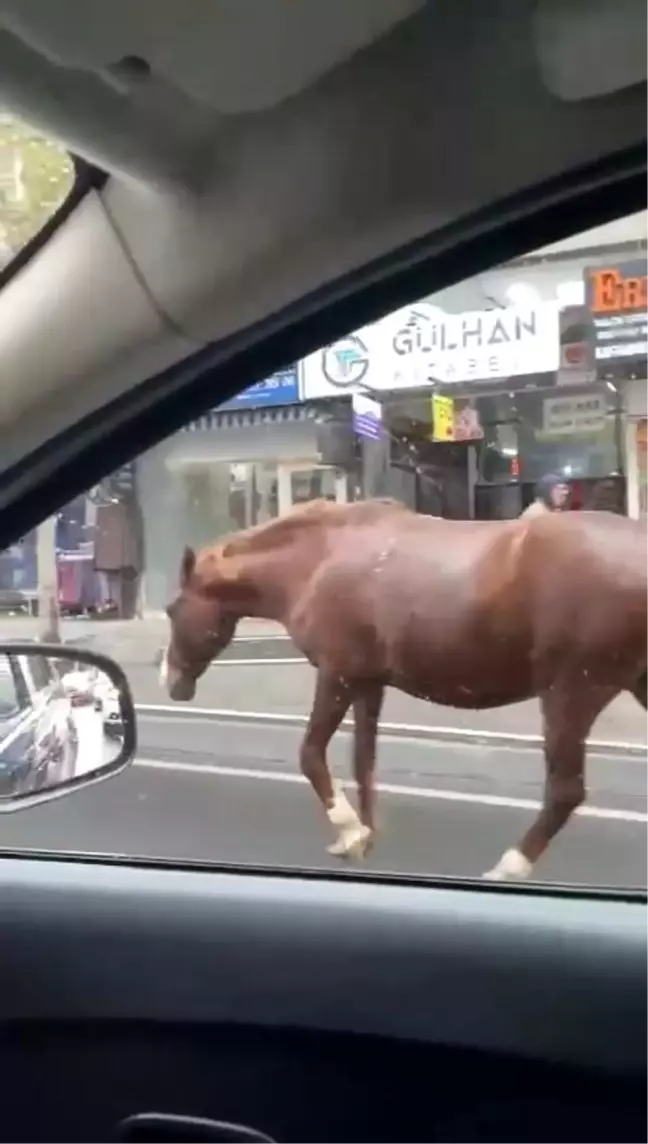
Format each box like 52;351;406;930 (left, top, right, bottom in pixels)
540;393;607;438
301;301;559;399
584;259;647;378
219;366;300;410
557;305;596;386
431;394;455;441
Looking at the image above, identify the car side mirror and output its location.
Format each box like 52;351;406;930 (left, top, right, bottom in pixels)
0;642;136;811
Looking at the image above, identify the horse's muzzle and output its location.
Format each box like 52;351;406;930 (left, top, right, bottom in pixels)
168;674;196;702
160;647;196;701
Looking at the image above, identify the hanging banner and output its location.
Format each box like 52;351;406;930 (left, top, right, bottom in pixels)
431;394;455;441
351;393;383;441
452;399;484;441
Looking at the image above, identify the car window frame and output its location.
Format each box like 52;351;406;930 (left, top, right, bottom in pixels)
0;143;643;549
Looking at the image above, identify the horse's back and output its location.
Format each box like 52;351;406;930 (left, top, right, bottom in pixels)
296;509;526;689
288;503;645;702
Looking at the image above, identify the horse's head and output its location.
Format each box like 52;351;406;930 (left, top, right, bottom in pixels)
161;545;238;701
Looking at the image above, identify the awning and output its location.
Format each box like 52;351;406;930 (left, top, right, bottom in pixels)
183;403;318;432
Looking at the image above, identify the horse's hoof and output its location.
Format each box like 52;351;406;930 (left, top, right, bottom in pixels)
482;848;533;881
327;826;373;861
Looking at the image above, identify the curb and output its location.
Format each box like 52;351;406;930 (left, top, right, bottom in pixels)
134;704;647;758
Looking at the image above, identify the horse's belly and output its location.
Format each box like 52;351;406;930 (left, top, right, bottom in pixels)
394;676;533;709
389;642;533;709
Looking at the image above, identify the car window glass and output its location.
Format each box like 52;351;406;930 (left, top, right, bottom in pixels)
0;209;645;889
0;112;75;270
28;654;53;692
0;654;20;718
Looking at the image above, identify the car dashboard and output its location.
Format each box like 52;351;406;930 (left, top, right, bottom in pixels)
0;855;644;1142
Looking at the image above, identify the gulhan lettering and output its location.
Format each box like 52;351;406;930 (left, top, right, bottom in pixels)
392;309;537;356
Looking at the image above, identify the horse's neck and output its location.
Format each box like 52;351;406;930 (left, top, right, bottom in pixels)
233;536;323;623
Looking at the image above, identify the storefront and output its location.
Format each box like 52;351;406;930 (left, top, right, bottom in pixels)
301;237;645;519
137;369;350;612
581;257;647;519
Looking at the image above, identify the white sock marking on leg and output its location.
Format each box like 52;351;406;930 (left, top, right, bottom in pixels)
482;847;533;881
326;786;371;858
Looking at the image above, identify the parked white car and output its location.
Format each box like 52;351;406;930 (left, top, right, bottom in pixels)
93;671;124;739
0;650;79;794
59;664;123;739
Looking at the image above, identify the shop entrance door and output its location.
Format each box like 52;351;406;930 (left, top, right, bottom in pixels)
277;464;348;514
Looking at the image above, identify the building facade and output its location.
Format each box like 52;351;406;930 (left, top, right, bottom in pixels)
136;367;356;612
299;215;646;522
134;216;646;614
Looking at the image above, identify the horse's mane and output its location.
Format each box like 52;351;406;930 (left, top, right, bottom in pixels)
216;497;409;558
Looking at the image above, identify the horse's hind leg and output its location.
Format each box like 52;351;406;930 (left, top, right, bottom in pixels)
299;668;371;860
351;683;384;849
483;682;617;882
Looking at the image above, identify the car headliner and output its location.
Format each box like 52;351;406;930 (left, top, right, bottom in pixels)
0;0;644;490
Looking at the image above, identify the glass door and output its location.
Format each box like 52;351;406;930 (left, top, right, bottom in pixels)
277;464;348;515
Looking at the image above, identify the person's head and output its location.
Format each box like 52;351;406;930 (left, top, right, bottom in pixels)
535;473;570;510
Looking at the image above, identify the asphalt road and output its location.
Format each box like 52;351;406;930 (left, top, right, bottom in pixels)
0;713;645;889
216;634;295;659
133;636;648;747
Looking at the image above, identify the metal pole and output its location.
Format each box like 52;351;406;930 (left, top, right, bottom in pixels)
36;515;60;641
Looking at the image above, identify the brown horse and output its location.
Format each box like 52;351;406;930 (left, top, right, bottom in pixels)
160;498;647;880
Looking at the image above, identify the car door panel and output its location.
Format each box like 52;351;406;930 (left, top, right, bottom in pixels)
0;857;643;1142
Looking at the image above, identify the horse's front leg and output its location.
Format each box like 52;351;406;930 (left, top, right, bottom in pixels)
299;668;371;860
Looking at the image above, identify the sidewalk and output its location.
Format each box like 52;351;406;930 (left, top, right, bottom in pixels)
0;614;281;667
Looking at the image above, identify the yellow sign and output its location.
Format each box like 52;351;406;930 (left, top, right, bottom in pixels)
431;394;455;441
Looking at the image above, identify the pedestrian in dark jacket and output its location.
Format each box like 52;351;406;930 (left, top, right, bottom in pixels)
522;473;570;518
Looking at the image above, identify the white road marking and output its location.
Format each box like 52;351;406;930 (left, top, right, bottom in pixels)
135;704;647;757
231;635;290;642
211;658;305;666
133;758;648;823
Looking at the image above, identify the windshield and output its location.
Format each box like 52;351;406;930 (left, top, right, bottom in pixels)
0;209;646;888
0;112;74;269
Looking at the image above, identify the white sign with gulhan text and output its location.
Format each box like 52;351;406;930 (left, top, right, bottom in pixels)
300;301;560;398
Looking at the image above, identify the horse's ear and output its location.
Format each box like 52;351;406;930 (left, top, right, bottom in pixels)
214;543;240;583
196;544;240;588
180;545;196;588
